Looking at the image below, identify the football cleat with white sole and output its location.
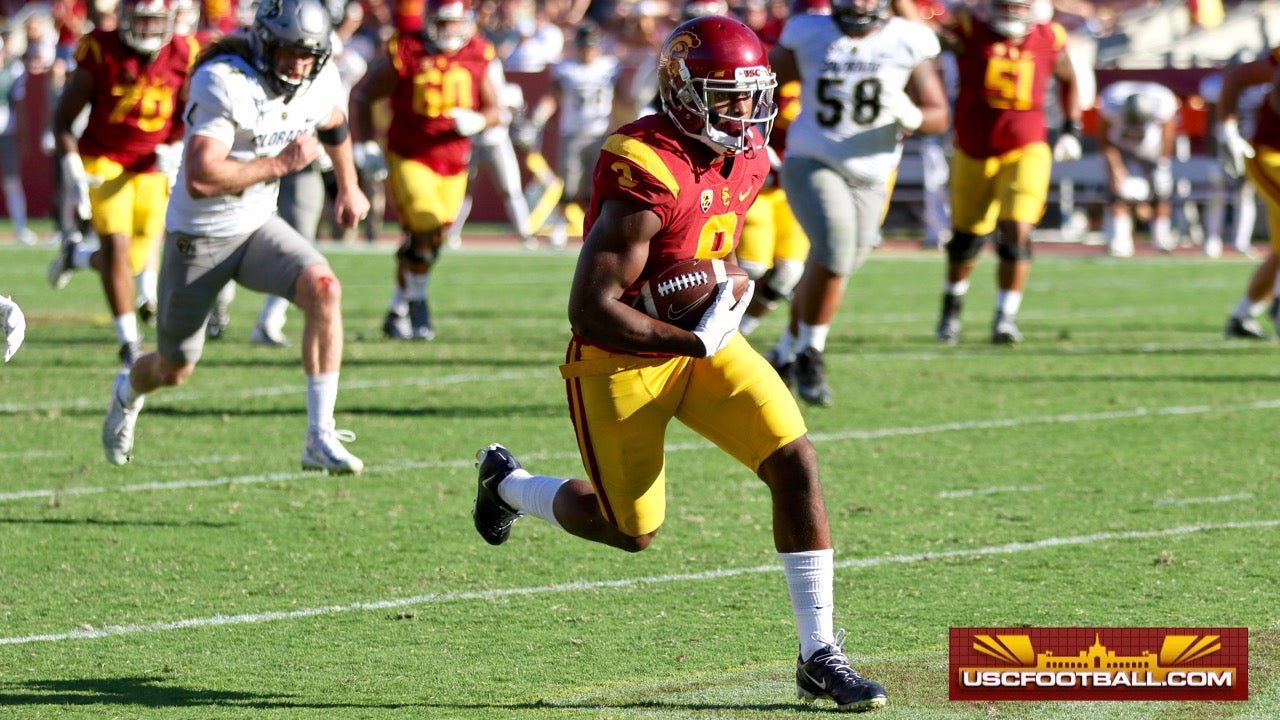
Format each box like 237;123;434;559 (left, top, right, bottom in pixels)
102;370;144;465
936;293;963;344
1224;315;1267;340
206;303;231;340
250;322;291;348
302;425;364;475
47;232;81;290
794;348;832;407
991;312;1023;345
382;311;412;340
796;630;888;713
473;443;523;546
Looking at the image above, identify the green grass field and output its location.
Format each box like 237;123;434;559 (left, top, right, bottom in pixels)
0;239;1277;719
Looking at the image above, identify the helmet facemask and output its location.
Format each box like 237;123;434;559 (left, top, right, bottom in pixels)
989;0;1034;39
250;0;333;96
121;0;176;55
425;0;475;54
832;0;889;36
667;62;777;155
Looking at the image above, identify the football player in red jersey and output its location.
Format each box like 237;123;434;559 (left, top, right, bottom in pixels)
47;0;199;368
933;0;1083;345
350;0;500;341
470;17;889;714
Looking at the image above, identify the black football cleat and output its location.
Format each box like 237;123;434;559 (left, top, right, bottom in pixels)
796;630;888;712
473;443;523;546
991;311;1023;345
795;348;833;406
1224;315;1267;340
936;293;964;344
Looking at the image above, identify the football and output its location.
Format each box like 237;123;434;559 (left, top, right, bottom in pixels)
632;258;751;331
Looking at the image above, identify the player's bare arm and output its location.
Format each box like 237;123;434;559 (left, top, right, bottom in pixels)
184;131;319;199
568;200;706;357
1097;116;1127;190
1053;49;1082;127
51;66;94;155
348;55;397;142
908;58;951;135
317;105;370;228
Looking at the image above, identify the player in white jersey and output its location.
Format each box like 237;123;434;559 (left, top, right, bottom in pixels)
101;0;371;474
761;0;949;406
524;21;620;248
447;59;537;249
1095;80;1180;257
1200;71;1265;259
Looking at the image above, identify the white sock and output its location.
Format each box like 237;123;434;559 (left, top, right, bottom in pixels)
773;328;797;364
405;272;429;302
1234;297;1264;319
71;244;96;270
739;314;761;336
781;549;836;660
797;322;830;353
306;372;339;432
496;471;567;530
258;295;289;332
114;313;139;345
389;286;408;316
1112;213;1133;243
136;268;157;306
997;290;1023;316
945;279;970;296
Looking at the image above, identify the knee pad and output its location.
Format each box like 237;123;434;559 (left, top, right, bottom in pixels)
945;231;986;264
995;240;1032;262
396;242;437;265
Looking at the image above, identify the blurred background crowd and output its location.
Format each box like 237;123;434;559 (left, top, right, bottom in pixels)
0;0;1275;244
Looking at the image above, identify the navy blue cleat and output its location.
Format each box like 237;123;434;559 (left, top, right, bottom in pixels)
796;630;888;712
473;443;523;546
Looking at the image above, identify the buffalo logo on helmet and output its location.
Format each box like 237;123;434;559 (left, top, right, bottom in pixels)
700;189;713;213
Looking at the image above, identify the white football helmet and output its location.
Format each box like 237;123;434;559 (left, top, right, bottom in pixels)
424;0;476;55
119;0;176;55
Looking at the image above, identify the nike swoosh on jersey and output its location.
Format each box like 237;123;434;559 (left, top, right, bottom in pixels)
738;188;751;201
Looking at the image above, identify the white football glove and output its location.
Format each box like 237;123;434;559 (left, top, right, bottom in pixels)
1217;119;1254;180
0;294;25;362
352;140;389;182
1052;128;1083;162
154;141;183;189
450;108;487;138
61;152;101;221
691;280;754;358
1117;175;1151;202
880;88;923;133
1151;159;1174;199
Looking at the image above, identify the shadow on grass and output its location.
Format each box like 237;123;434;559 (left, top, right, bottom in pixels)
0;517;235;529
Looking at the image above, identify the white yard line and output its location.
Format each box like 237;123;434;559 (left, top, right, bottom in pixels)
1;519;1274;646
4;397;1280;502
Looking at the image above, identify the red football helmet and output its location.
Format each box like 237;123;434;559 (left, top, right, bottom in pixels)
119;0;176;54
657;16;777;155
988;0;1035;39
424;0;475;54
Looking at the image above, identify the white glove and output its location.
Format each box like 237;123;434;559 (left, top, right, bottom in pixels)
0;294;25;362
1052;129;1083;162
1217;119;1254;180
1151;159;1174;199
450;108;487;138
511;119;543;150
352;140;389;182
61;152;100;221
154;141;183;189
691;280;754;358
880;87;923;132
1117;175;1150;202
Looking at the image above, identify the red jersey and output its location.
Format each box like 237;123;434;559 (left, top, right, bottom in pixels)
74;30;197;172
949;9;1068;158
1254;46;1280;149
384;32;495;175
581;113;769;353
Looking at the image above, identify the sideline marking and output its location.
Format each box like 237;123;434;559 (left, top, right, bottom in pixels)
1;519;1276;646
